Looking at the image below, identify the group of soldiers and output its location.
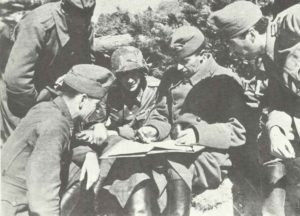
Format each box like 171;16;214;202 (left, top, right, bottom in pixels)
1;0;300;215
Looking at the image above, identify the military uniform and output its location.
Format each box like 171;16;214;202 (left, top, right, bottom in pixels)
107;76;160;139
1;64;115;216
208;2;300;215
260;4;300;214
145;55;247;189
1;97;75;216
1;1;94;142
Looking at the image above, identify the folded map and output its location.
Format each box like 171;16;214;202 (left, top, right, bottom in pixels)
100;139;204;159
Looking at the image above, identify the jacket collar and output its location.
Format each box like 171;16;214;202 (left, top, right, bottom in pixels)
53;96;74;133
53;3;70;47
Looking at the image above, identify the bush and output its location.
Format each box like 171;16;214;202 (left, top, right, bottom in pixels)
94;0;265;79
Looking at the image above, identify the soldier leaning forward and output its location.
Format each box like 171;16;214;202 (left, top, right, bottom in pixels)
1;0;95;143
1;65;115;216
209;2;300;215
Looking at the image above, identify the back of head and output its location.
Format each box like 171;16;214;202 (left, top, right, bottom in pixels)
170;26;205;59
110;46;148;75
207;1;263;39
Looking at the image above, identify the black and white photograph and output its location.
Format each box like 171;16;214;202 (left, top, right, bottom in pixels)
1;0;300;215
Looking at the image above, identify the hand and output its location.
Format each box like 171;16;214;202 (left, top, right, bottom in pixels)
136;126;158;143
175;128;197;146
76;123;108;146
270;5;300;37
269;126;295;159
54;74;66;90
80;152;100;190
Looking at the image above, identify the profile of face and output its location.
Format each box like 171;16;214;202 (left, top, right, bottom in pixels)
78;94;101;122
177;53;207;78
227;29;263;60
118;70;143;92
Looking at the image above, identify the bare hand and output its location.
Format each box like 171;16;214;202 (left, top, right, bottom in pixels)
269;126;295;159
76;123;108;146
270;5;300;37
136;126;158;143
175;128;197;146
54;74;66;90
80;152;100;190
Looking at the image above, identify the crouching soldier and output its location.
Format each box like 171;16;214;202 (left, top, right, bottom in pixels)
1;64;115;216
137;26;247;215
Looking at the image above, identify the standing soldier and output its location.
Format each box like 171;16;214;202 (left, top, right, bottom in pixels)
208;1;300;215
1;0;96;143
1;64;115;216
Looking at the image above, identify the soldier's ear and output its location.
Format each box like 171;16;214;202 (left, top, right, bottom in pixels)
79;94;88;110
248;28;257;43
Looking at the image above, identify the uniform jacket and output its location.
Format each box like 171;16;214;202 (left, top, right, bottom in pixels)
3;2;94;118
1;97;74;216
263;4;300;138
107;76;160;139
145;56;246;149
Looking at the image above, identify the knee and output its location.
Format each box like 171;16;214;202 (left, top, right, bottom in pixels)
191;151;225;189
263;162;286;185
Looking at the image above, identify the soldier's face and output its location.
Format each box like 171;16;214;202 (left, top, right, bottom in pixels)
79;95;101;123
177;53;204;78
118;71;143;92
227;30;264;60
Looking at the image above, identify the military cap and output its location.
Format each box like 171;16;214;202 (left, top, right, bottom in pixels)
111;46;148;74
170;26;205;59
63;64;115;99
62;0;96;12
207;1;263;39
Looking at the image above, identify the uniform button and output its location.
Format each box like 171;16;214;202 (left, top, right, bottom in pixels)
129;111;133;115
196;117;201;122
12;201;17;206
70;51;75;56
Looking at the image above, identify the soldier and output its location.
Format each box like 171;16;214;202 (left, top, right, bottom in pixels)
1;0;96;143
1;64;115;216
77;46;160;142
208;1;300;215
106;46;160;139
134;26;247;215
76;46;161;216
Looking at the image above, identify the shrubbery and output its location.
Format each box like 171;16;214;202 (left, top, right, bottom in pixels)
94;0;268;79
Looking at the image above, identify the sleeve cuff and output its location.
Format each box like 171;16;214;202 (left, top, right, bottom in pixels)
145;119;171;141
193;122;231;149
